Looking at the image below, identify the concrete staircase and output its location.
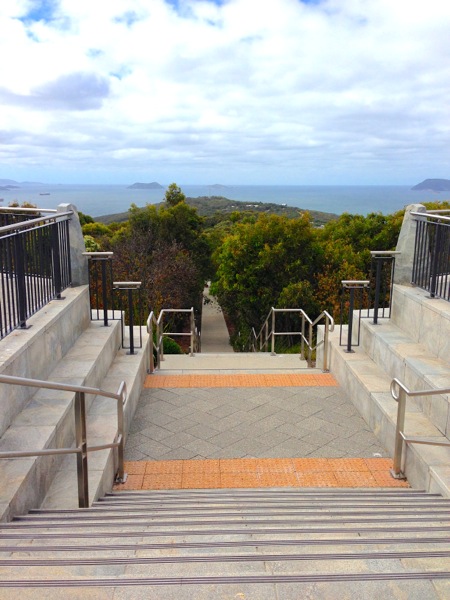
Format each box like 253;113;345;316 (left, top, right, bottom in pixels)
327;283;450;497
0;487;449;597
0;286;149;521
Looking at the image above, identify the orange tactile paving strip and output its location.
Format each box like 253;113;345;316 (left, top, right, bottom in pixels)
114;458;410;490
144;373;338;388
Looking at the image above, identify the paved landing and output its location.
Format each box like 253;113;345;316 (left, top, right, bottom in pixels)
125;374;387;462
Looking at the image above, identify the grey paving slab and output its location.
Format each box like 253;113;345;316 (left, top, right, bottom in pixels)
125;384;388;461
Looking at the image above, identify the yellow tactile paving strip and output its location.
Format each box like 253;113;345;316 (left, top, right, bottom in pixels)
144;373;338;388
115;458;409;490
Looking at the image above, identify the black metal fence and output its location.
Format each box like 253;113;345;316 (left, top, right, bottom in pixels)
0;210;72;339
84;253;143;354
412;214;450;301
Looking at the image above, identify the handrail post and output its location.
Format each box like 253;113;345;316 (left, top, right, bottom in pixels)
159;312;164;363
429;223;443;298
113;282;142;355
323;314;329;372
190;307;194;357
347;286;355;352
74;391;89;508
14;233;28;329
341;281;369;352
373;257;382;325
308;320;313;367
51;222;63;299
115;390;126;483
391;385;407;480
271;308;276;355
300;313;305;360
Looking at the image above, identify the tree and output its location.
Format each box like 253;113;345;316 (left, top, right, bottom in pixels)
211;213;322;339
164;183;186;207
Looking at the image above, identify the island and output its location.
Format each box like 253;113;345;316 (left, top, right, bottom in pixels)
127;182;164;190
412;179;450;192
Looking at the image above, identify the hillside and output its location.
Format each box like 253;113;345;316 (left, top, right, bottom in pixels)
412;178;450;191
96;196;338;226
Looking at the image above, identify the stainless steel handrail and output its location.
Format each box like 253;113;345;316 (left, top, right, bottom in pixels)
0;211;73;235
390;378;450;480
253;308;334;372
410;211;450;222
0;374;127;508
147;307;199;372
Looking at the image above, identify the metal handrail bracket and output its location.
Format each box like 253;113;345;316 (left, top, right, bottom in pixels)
0;374;127;508
390;378;450;480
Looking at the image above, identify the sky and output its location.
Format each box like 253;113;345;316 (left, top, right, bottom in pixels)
0;0;449;185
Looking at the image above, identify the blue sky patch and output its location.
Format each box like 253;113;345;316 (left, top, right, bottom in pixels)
19;0;58;24
113;11;141;27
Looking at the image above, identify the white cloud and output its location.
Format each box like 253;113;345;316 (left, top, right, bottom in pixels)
1;0;450;183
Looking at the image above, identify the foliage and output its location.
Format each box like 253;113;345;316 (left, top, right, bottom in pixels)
83;235;100;252
164;183;186;207
78;211;94;226
162;335;183;354
99;185;210;317
82;222;111;236
8;201;37;208
211;213;323;334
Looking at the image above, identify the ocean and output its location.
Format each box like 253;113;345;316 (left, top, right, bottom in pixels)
0;184;447;219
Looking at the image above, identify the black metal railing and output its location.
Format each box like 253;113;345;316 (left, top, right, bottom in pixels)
0;209;72;339
339;280;370;352
83;252;120;325
369;251;400;324
412;212;450;301
84;253;143;351
113;282;143;355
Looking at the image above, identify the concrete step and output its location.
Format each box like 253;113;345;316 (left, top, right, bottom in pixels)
390;284;450;364
39;327;149;511
0;488;448;597
327;327;450;497
0;317;123;522
360;317;450;439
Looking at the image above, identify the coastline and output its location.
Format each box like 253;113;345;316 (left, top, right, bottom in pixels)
1;184;448;218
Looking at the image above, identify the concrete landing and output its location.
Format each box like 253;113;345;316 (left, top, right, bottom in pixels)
157;352;316;374
124;373;388;463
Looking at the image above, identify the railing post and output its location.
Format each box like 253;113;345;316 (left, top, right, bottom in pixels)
271;308;276;355
347;286;355;353
51;221;63;299
115;387;126;483
341;281;369;352
13;233;28;329
323;314;329;372
300;313;305;360
74;391;89;508
159;312;164;363
83;252;114;326
391;385;407;480
190;307;195;357
429;223;443;298
373;258;382;325
113;282;142;355
307;320;313;367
